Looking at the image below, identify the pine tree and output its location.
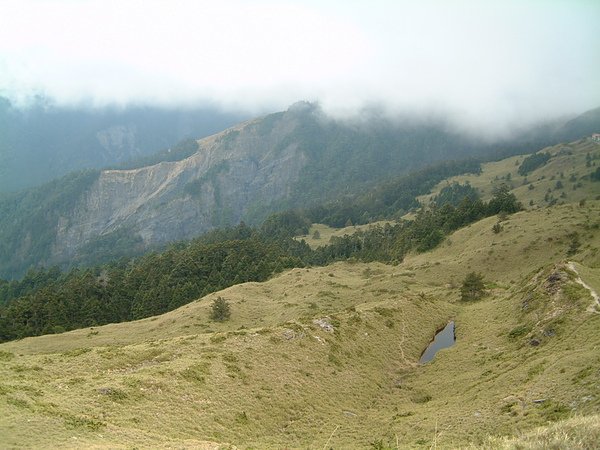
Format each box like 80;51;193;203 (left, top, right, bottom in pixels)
567;232;581;257
210;296;231;321
460;272;486;301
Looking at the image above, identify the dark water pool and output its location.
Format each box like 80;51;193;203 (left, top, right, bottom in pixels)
419;321;455;364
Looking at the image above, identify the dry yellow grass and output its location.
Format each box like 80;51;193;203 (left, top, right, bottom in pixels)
478;414;600;449
296;221;394;249
2;201;599;448
0;262;440;355
0;261;456;448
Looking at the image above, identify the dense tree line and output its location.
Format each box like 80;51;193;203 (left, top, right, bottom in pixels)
433;182;479;207
303;160;482;227
0;179;520;342
311;185;518;264
517;152;551;175
0;170;101;279
0;234;308;341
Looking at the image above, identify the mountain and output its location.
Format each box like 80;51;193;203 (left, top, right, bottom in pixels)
1;136;598;341
1;102;599;279
0;96;248;192
553;106;600;143
1;195;598;447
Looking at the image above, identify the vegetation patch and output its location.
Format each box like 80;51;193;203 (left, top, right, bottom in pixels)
180;362;211;384
537;400;571;422
0;350;14;361
210;297;231;322
97;386;128;401
508;324;531;340
410;391;432;404
64;414;106;431
460;272;486;301
518;152;551;176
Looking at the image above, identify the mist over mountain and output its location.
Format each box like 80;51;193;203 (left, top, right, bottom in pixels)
2;2;599;134
0;96;248;192
554;106;600;143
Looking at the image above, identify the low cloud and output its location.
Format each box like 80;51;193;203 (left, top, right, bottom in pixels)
1;0;598;136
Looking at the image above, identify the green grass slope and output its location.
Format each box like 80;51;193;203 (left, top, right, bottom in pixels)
420;136;600;208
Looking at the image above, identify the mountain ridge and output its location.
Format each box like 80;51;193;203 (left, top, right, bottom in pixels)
1;103;599;279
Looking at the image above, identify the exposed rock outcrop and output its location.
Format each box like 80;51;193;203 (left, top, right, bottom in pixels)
51;113;308;263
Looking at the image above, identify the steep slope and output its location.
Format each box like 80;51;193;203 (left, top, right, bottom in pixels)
0;104;466;278
51;117;309;264
0;112;308;278
1;201;599;448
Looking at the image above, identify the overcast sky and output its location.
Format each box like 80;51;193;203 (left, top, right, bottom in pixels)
1;0;599;133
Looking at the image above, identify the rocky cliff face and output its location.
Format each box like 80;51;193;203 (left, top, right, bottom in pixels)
51;113;308;263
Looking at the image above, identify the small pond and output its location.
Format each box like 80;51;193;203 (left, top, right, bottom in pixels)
419;321;455;364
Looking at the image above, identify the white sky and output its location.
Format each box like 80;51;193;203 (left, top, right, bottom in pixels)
1;0;599;133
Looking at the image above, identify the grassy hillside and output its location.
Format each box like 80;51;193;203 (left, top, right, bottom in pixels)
419;136;600;208
296;221;393;249
1;139;599;447
301;136;599;252
1;197;599;448
0;262;455;448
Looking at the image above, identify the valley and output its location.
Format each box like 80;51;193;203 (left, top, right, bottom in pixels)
2;2;599;448
1;140;599;447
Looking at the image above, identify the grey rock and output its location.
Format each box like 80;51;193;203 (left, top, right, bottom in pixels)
48;113;309;265
313;317;334;333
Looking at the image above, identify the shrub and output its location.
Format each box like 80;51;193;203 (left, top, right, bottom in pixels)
567;232;581;256
508;324;531;339
460;272;486;301
210;296;231;322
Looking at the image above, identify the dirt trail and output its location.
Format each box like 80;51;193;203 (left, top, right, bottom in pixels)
567;262;600;313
